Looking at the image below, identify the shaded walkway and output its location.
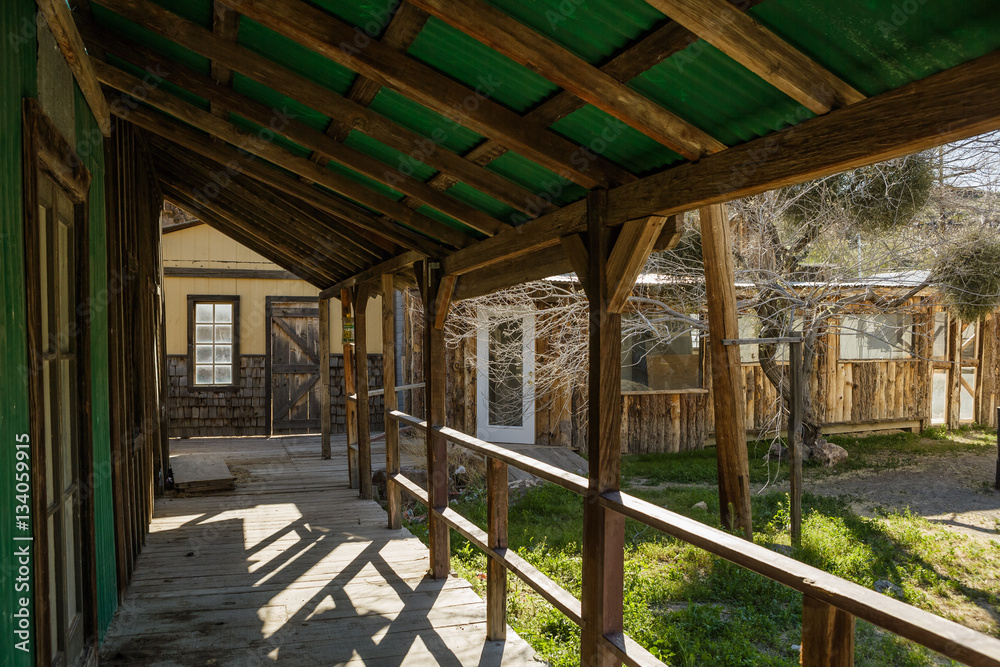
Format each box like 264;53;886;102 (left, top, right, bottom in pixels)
100;436;541;666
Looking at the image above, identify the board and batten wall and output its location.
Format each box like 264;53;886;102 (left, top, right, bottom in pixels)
162;224;384;436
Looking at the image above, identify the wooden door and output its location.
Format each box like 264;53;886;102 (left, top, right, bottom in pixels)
267;298;323;434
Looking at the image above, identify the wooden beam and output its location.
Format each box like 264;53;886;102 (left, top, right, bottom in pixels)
354;282;374;500
422;261;450;579
87;43;507;237
163;267;300;280
433;275;457;330
486;456;509;641
644;0;865;114
700;203;752;538
209;2;240;117
560;234;590;291
320;251;425;299
319;296;332;460
410;0;725;160
580;190;625;667
444;52;1000;277
82;1;544;215
451;245;571;302
36;0;111;135
116;102;444;257
606;215;669;312
221;0;614;189
152;143;373;274
382;272;402;530
97;63;474;249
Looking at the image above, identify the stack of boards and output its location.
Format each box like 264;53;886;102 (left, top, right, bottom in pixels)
170;454;236;493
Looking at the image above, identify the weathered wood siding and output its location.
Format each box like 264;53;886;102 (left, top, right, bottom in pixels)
166;354;384;437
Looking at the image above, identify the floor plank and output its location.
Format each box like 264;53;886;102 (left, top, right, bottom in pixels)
100;435;542;666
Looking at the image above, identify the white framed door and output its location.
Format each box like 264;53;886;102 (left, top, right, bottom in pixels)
476;308;535;444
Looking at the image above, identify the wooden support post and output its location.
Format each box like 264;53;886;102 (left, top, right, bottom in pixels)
383;273;402;528
700;203;753;539
423;261;451;579
486;456;509;641
789;335;803;546
801;595;855;667
319;296;332;460
341;288;359;489
995;407;1000;491
948;318;962;430
355;282;374;500
580;191;625;667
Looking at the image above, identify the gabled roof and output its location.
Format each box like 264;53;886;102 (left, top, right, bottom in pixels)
76;0;1000;293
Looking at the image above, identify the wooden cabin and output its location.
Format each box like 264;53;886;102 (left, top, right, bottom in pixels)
4;0;1000;665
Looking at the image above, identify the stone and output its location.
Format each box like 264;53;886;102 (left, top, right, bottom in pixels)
767;543;795;557
691;501;708;511
812;439;848;467
764;441;788;462
874;580;904;599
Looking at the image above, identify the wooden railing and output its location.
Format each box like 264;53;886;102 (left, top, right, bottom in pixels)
346;383;424;489
385;409;1000;667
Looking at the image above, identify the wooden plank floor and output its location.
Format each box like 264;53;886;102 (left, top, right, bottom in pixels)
100;435;542;666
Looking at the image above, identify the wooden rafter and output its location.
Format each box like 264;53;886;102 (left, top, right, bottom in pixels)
97;64;475;249
117;102;444;257
319;251;425;299
409;0;725;160
221;0;627;189
644;0;865;114
443;51;1000;278
82;1;546;216
209;2;240;117
152;145;379;273
422;0;766;195
154;155;363;278
36;0;111;135
89;46;506;236
606;216;669;312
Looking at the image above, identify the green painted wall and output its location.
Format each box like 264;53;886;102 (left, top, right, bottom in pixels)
75;88;118;640
0;1;37;666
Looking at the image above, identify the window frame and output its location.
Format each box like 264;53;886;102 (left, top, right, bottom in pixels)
620;320;707;395
838;312;914;361
187;295;241;391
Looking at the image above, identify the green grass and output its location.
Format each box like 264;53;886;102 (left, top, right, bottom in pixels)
402;427;1000;666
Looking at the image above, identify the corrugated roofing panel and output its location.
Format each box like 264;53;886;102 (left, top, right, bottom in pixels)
367;88;485;154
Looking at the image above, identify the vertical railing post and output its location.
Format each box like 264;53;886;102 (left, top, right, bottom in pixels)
995;406;1000;490
341;288;358;489
383;273;402;529
789;334;803;546
801;595;855;666
319;296;332;460
486;456;508;641
355;282;374;500
422;260;451;579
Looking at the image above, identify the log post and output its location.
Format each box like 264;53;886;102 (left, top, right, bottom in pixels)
801;595;855;667
486;456;508;640
789;335;803;546
341;288;359;488
700;203;752;539
355;282;374;500
383;273;402;529
320;296;332;460
948;317;961;429
580;190;625;667
422;261;451;579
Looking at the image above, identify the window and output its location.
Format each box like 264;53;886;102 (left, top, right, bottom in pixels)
932;312;948;358
188;296;240;387
839;313;912;360
622;321;703;391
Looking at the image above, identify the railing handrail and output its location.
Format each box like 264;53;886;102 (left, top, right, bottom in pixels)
386;409;1000;667
349;381;425;401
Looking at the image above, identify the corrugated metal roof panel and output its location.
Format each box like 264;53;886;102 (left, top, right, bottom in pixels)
367;88;484;154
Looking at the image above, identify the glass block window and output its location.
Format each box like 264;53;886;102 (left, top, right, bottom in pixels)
189;297;240;387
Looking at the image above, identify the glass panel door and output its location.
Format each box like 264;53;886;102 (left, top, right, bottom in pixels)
476;309;535;444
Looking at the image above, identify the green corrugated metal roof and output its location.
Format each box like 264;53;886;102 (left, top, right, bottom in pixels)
90;0;1000;270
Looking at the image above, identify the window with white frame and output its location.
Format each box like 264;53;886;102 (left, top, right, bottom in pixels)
839;313;912;360
189;296;240;387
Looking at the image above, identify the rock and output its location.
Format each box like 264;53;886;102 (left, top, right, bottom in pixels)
812;439;848;467
692;501;708;511
874;580;904;599
764;441;788;462
766;543;794;557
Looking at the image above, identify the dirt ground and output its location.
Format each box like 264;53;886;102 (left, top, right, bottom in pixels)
802;452;1000;540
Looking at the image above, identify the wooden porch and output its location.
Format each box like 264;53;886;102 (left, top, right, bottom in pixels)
99;435;541;666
